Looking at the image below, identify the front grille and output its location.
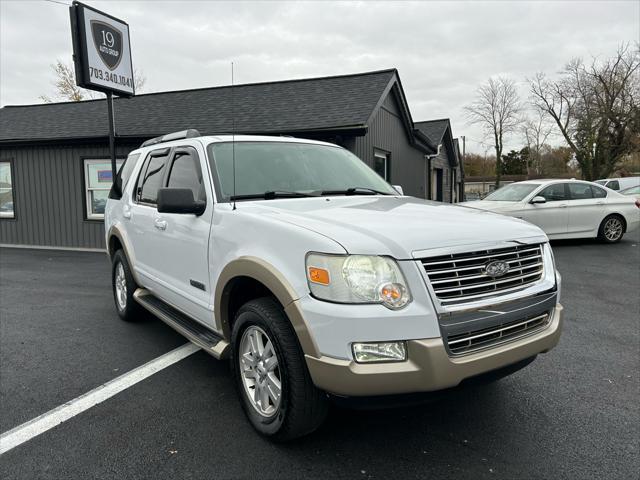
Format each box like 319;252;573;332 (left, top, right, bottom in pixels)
421;244;544;305
447;312;551;355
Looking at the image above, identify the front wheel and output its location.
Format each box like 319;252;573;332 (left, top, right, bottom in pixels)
598;215;625;243
231;297;328;441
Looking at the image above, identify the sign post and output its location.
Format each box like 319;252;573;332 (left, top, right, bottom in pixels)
106;92;116;184
69;1;135;195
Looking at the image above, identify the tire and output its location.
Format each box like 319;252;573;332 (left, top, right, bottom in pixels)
231;297;328;441
111;249;143;321
598;214;625;243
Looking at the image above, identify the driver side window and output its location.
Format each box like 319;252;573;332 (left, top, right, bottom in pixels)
167;149;206;202
538;183;568;202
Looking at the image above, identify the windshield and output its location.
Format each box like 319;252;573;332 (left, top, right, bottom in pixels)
483;183;539;201
208;141;397;200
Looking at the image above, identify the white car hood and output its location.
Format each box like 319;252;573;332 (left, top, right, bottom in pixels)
240;196;547;259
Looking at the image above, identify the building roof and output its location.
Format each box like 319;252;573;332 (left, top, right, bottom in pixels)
414;119;450;146
0;69;398;144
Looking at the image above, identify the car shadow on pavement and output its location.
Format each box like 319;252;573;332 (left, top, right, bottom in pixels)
268;379;521;476
549;229;639;249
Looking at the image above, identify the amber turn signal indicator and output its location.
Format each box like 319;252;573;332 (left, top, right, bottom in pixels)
308;267;330;285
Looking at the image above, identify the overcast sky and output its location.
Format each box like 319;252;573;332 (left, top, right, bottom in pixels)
1;0;637;153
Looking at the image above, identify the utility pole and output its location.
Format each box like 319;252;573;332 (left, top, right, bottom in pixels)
461;135;466;162
461;136;466;201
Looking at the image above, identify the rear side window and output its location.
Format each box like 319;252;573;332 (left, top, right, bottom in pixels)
591;185;607;198
607;180;620;190
109;153;140;200
538;183;568;202
568;183;593;199
119;153;140;191
167;149;205;201
136;151;169;205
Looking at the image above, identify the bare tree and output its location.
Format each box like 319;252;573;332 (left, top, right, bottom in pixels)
39;60;88;102
40;59;146;102
530;44;640;180
521;110;553;176
465;77;522;186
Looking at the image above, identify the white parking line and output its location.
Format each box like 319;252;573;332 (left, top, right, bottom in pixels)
0;343;200;455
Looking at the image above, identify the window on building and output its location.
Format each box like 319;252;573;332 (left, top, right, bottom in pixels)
0;161;14;218
373;152;389;180
84;159;124;220
167;149;205;201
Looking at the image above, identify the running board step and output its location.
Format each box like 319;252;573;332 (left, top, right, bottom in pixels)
134;289;229;359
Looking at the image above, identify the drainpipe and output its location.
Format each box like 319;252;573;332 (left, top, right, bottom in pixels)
424;144;442;200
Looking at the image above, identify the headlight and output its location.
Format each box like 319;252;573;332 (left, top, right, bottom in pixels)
306;253;411;309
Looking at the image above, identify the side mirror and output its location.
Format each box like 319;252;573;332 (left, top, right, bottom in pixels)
393;185;404;195
157;188;206;215
530;196;547;204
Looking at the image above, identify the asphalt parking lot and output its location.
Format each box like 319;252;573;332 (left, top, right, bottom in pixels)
1;233;639;480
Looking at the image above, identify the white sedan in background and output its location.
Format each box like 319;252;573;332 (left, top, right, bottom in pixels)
461;179;640;243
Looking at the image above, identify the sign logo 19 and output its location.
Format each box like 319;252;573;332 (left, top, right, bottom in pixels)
91;20;123;70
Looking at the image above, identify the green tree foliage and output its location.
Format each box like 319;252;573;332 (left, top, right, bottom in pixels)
501;148;529;175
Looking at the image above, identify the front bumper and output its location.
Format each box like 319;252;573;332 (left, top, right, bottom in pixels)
305;304;563;396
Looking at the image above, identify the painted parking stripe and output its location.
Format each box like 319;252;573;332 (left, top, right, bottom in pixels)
0;343;200;455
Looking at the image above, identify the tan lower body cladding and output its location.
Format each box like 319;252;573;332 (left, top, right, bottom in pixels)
306;305;563;397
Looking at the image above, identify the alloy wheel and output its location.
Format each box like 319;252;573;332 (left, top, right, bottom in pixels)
239;325;282;417
114;262;127;311
604;217;623;241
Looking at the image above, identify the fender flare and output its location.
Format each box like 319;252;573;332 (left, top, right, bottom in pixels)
106;225;142;286
214;256;320;358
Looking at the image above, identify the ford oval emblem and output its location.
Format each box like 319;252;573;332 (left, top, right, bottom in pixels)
484;260;510;277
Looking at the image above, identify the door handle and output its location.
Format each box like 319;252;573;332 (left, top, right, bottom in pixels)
596;201;605;205
154;219;167;230
559;204;568;208
123;206;132;219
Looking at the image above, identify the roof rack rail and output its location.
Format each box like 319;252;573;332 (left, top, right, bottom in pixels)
141;129;201;148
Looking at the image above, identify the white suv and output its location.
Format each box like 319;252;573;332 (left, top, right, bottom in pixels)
105;130;563;440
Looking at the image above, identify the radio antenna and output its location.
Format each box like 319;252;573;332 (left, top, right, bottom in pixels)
231;61;237;210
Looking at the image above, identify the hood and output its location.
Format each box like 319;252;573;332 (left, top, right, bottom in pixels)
459;200;523;212
237;196;546;259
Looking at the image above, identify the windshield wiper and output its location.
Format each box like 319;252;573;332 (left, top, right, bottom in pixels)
230;190;319;201
319;187;392;196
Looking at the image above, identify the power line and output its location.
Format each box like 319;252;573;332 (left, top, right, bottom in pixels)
465;136;494;148
43;0;70;6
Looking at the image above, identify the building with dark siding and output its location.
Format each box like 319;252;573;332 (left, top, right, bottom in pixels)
0;69;463;250
414;119;465;203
